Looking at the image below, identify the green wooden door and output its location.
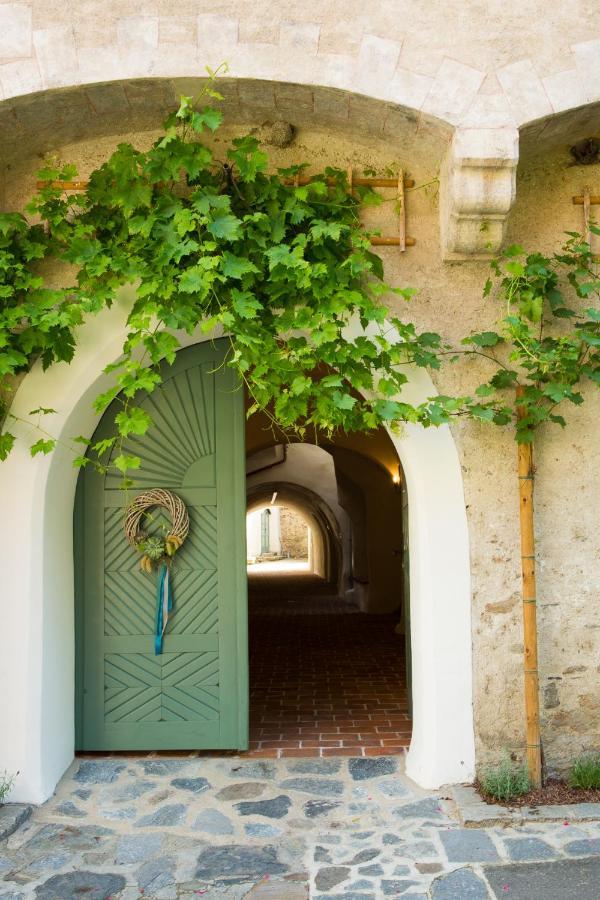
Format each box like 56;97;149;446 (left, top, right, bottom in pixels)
74;341;248;751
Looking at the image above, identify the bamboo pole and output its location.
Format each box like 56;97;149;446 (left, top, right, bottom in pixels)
516;387;542;789
397;169;406;252
583;187;591;247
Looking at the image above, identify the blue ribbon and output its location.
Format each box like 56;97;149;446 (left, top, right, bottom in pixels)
154;563;173;655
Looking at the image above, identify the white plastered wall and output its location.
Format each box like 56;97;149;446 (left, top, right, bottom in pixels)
0;302;473;802
246;508;281;558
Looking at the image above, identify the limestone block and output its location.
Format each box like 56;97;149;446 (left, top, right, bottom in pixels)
543;68;590;114
497;58;553;125
440;127;518;260
275;83;314;111
459;93;515;129
572;38;600;102
423;58;485;123
238;79;276;110
348;94;386;133
319;22;360;57
77;45;125;85
0;3;31;61
382;104;420;137
152;43;199;78
0;60;43;98
159;17;198;46
279;22;320;56
227;45;286;82
387;67;433;112
33;26;79;89
311;52;355;91
239;21;280;45
312;86;350;122
197;13;238;64
453;127;518;166
85;83;131;117
117;16;159;50
124;79;174;112
357;34;402;84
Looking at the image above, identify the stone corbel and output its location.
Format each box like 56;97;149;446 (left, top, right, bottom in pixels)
440;127;519;260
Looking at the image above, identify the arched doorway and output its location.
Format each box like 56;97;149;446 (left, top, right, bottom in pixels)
1;318;473;801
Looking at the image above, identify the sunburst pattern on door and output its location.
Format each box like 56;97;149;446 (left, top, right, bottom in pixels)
105;362;216;489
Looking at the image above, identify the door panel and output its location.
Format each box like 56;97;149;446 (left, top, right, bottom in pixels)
75;340;248;751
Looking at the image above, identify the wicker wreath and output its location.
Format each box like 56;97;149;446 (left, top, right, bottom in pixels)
124;488;189;573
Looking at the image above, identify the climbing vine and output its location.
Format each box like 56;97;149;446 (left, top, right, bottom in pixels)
0;70;443;482
2;66;600;482
428;232;600;440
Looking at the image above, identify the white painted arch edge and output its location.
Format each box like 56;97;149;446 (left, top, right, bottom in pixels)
0;301;474;803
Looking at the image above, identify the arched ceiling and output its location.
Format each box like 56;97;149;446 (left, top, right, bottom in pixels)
246;407;403;484
0;77;449;168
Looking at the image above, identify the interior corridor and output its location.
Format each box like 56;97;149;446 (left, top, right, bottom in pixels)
247;563;412;758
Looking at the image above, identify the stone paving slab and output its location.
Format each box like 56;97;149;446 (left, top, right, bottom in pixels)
0;757;599;898
484;856;600;899
0;807;32;843
452;784;600;827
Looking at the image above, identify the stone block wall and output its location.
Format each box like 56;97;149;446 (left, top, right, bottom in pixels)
279;507;309;560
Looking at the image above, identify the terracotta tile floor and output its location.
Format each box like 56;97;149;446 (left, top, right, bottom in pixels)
247;566;412;758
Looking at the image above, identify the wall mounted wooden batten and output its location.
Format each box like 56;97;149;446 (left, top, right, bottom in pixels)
573;188;599;246
36;170;416;251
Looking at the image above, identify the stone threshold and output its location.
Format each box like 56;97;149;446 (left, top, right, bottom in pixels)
451;784;600;827
0;803;32;841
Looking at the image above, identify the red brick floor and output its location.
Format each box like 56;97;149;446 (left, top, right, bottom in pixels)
247;567;412;758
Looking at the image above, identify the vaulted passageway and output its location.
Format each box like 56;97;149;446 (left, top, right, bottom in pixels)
245;425;412;758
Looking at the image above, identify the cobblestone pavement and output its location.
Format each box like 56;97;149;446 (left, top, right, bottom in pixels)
1;755;600;898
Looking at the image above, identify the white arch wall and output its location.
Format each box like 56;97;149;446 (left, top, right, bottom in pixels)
0;302;474;803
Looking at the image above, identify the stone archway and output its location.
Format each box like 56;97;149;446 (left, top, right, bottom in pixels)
247;479;344;586
0;297;474;801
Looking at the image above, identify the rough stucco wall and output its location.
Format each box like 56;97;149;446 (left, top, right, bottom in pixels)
2;100;598;774
279;507;309;559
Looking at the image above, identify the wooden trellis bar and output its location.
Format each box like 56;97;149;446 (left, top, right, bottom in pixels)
572;193;600;204
36;175;416;191
35;170;416;249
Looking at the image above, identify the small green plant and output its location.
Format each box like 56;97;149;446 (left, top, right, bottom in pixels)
569;754;600;790
0;770;16;804
480;757;531;802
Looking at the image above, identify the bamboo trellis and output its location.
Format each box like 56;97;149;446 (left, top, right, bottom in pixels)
36;170;416;250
